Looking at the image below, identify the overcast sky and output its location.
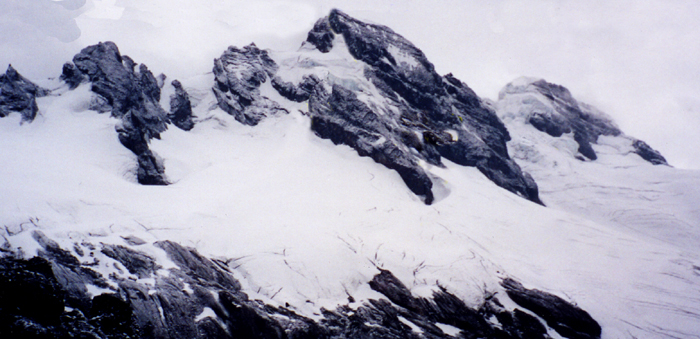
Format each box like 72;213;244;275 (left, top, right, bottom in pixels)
3;0;699;168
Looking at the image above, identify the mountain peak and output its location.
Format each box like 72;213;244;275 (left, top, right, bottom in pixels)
496;77;670;165
0;64;49;121
1;9;696;339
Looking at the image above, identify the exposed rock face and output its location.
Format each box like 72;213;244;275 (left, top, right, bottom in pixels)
366;269;551;339
632;139;668;165
502;278;601;339
0;65;50;122
169;80;195;131
2;232;601;339
279;9;541;205
62;41;169;185
498;77;668;166
209;10;540;205
212;44;288;126
0;254;131;339
271;74;320;103
306;17;334;53
59;62;85;90
499;78;621;161
309;84;436;203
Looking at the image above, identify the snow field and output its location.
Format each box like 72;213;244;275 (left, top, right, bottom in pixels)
0;57;698;338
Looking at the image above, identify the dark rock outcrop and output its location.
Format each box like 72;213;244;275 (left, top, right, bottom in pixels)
502;278;601;339
536;81;622;161
101;244;160;279
2;237;268;339
89;293;136;338
367;269;553;339
632;139;668;165
287;9;542;205
154;240;241;291
32;231;110;311
169;80;195;131
502;79;621;161
2;232;602;339
369;269;494;337
309;84;436;204
305;17;334;53
63;41;169;185
0;255;136;339
271;74;320;103
0;65;50;122
498;77;670;166
0;257;65;327
212;44;288;126
59;62;86;90
210;10;541;205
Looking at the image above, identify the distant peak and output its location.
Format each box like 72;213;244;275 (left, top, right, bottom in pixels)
498;77;668;165
499;77;570;101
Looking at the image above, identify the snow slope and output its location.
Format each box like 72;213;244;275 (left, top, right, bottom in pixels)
497;78;700;254
497;78;700;338
1;57;699;338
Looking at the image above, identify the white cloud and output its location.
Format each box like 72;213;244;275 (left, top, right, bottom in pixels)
0;0;87;78
72;0;319;78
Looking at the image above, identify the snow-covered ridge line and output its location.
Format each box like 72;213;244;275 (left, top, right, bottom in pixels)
497;77;667;165
204;8;543;205
0;226;600;339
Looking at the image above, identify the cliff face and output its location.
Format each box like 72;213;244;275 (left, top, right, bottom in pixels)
299;10;541;205
1;231;599;339
203;9;542;205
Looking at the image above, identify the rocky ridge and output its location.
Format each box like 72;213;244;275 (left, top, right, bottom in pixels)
206;9;543;205
497;77;667;165
0;11;668;199
0;65;49;122
293;10;541;205
1;228;600;339
62;41;178;185
14;41;198;186
212;44;288;126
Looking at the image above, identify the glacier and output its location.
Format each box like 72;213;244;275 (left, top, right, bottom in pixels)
1;9;699;339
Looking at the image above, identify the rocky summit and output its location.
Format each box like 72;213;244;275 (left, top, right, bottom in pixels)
497;77;667;165
0;65;49;122
300;10;541;205
208;14;543;205
59;41;196;185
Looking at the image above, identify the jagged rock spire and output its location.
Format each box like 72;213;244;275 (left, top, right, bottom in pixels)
0;64;49;122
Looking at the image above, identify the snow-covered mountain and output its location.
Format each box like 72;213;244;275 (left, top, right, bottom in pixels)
1;9;699;339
